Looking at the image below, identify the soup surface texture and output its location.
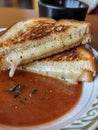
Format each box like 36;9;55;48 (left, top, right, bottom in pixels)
0;70;82;126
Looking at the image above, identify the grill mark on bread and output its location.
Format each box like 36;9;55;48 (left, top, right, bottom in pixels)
38;48;78;62
38;46;95;62
0;22;68;46
14;23;68;41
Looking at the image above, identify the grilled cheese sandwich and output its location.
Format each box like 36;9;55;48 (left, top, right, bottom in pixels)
0;18;91;77
19;45;97;83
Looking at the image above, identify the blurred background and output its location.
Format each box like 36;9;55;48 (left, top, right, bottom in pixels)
0;0;97;14
0;0;38;10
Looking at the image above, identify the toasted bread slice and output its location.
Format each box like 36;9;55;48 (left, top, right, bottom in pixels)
19;46;97;83
0;18;91;77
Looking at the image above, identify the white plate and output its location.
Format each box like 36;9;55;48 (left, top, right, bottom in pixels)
0;28;98;130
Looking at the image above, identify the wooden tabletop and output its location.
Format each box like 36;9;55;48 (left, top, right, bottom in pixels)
0;7;39;28
0;7;98;130
86;15;98;51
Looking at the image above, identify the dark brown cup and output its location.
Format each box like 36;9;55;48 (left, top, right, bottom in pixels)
38;0;89;21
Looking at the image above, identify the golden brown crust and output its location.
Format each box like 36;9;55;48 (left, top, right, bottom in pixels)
39;45;94;61
0;18;56;47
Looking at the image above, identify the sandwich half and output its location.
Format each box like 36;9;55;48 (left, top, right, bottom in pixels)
19;46;97;83
0;18;91;77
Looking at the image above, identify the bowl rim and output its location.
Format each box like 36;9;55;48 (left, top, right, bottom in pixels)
38;0;89;10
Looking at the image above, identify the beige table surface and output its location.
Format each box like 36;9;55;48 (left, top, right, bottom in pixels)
0;7;98;130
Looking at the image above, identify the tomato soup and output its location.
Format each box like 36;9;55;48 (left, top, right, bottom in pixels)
0;70;82;126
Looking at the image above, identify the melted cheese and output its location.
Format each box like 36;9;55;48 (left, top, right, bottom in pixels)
18;61;90;83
